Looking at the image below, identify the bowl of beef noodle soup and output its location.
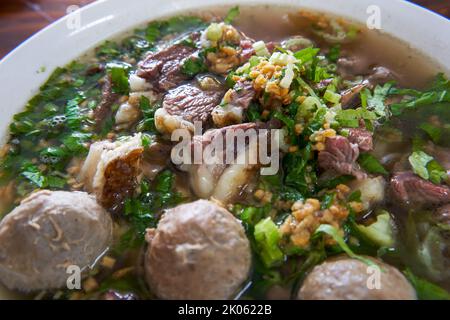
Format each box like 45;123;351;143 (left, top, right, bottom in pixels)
0;0;449;300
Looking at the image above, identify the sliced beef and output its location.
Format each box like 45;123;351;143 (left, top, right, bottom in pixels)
162;76;225;126
228;80;256;109
137;34;199;92
239;39;255;63
390;171;450;205
93;75;119;129
367;66;397;86
337;56;396;87
347;128;373;152
212;80;256;127
337;56;371;79
318;136;366;179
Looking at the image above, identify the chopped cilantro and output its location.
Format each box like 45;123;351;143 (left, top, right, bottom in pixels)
358;153;388;175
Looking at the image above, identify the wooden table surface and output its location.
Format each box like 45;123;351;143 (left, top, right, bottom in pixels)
0;0;448;59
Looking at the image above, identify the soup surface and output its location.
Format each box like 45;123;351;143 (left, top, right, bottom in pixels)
0;6;449;300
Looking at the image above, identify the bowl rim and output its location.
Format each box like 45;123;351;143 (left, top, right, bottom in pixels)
1;0;449;64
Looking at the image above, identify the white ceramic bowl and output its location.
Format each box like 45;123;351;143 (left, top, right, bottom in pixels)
0;0;449;145
0;0;449;299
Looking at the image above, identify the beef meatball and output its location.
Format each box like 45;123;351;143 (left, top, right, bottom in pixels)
298;256;416;300
0;190;113;292
144;199;251;299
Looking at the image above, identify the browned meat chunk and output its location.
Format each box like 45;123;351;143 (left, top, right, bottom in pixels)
79;135;144;212
137;34;199;92
318;136;366;179
391;171;450;205
101;147;143;212
347;128;373;152
93;75;119;128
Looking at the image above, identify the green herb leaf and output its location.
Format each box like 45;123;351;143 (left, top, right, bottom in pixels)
404;269;450;300
107;64;130;95
319;175;354;189
419;123;442;144
283;144;316;195
245;103;262;122
119;170;184;251
145;21;162;44
365;82;394;117
427;160;447;185
390;73;450;116
335;108;377;128
358;153;388;175
294;47;320;64
254;217;284;268
224;6;240;24
326;45;340;62
141;133;153;148
314;224;378;267
96;41;121;58
321;192;336;209
408;151;434;180
20;162;47;188
355;211;394;247
181;57;206;77
47;175;66;188
62;132;91;153
65;96;83;130
347;190;362;202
